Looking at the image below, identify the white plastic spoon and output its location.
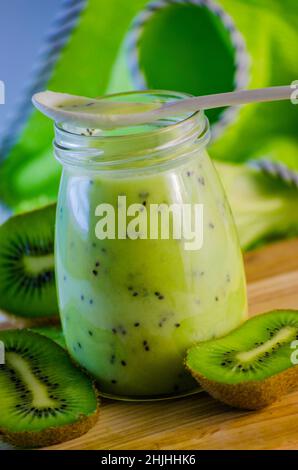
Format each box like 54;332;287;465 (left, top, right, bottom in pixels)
32;85;293;130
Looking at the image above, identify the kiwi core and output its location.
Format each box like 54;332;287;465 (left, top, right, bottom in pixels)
6;352;57;408
23;254;55;275
236;326;297;364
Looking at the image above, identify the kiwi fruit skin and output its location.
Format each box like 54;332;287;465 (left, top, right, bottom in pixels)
190;366;298;410
0;330;99;448
186;310;298;410
3;412;99;449
0;205;58;319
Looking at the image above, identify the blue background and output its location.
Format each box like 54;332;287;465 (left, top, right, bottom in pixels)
0;0;61;135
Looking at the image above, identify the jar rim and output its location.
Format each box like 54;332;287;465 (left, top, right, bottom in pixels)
54;90;210;172
55;89;206;137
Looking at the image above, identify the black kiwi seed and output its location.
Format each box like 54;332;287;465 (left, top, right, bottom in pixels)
110;355;116;364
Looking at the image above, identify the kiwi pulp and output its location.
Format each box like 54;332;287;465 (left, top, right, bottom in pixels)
31;326;66;348
0;205;58;319
0;330;99;448
186;310;298;409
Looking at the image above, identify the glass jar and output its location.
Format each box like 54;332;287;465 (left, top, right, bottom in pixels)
54;91;247;400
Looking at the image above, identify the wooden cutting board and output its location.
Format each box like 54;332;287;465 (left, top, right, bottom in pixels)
1;237;298;450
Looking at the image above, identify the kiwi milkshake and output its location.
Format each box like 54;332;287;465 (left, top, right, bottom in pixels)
54;91;247;398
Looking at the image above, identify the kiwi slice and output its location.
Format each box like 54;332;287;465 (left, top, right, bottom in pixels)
30;326;65;349
0;205;58;319
0;330;99;448
186;310;298;409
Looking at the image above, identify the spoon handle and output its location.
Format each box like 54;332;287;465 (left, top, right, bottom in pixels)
162;85;293;115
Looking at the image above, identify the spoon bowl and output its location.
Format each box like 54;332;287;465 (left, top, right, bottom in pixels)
32;85;293;130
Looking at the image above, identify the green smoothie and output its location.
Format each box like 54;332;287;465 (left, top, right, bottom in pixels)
56;148;247;398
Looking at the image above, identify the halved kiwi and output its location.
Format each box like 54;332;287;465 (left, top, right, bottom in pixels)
0;205;58;319
0;329;99;448
186;310;298;409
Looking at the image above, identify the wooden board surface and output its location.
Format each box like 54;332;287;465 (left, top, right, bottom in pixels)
1;238;298;450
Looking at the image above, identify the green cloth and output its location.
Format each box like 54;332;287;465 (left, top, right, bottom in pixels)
211;0;298;162
0;0;147;210
109;0;298;164
1;0;297;211
109;2;238;126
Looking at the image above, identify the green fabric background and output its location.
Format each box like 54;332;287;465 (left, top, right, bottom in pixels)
109;0;298;163
211;0;298;162
0;0;297;211
0;0;148;209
